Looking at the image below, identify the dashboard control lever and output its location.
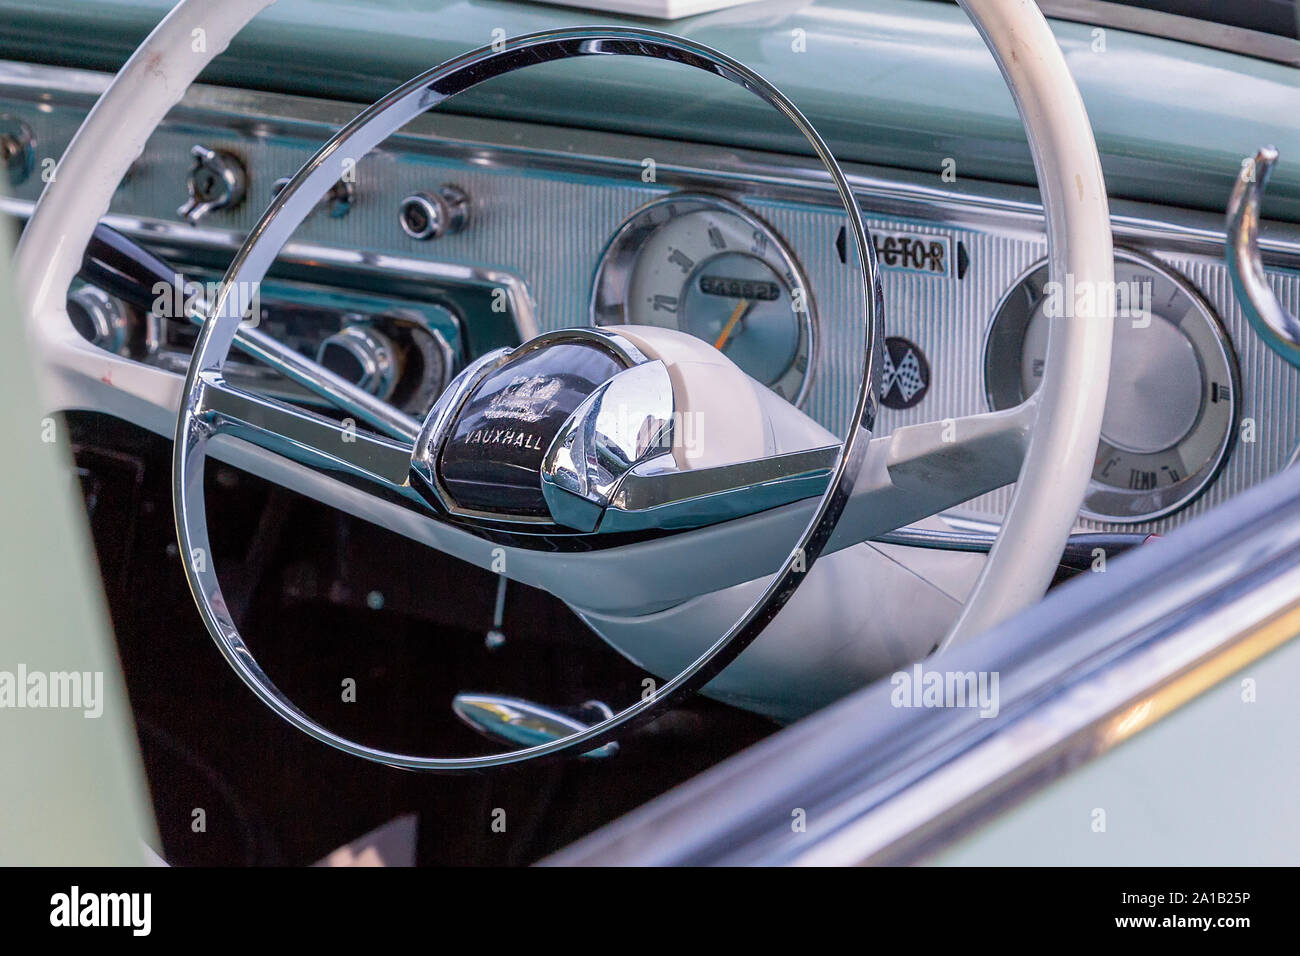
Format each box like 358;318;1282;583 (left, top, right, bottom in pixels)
79;224;421;442
81;223;178;314
178;144;247;224
1227;146;1300;367
452;694;618;758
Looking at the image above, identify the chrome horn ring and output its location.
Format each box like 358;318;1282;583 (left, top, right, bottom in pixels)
174;27;881;770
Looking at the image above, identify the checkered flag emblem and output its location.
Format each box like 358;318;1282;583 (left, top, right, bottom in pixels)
883;345;926;404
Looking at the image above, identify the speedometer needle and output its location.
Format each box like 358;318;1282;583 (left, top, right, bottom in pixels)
714;299;751;351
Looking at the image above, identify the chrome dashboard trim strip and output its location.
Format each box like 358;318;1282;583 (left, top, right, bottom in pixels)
0;196;540;344
4;59;1300;266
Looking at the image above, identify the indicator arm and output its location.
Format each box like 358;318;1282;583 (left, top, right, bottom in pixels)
713;298;751;351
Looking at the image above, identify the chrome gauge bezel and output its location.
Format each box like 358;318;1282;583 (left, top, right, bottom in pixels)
984;249;1240;524
590;192;817;406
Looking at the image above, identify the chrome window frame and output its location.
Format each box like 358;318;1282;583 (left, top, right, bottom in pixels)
1037;0;1300;67
546;460;1300;865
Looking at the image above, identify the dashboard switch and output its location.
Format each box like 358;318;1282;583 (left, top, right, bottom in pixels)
316;323;398;400
178;145;247;224
0;113;34;186
399;186;468;240
67;284;132;355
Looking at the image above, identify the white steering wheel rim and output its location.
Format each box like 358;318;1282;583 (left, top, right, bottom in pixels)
12;0;1113;752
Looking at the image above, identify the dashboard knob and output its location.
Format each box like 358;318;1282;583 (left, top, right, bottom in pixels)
0;113;34;186
272;174;354;218
178;145;247;224
316;323;398;400
67;284;132;354
398;186;468;240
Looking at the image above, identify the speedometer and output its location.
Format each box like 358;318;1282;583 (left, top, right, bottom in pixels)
591;194;816;404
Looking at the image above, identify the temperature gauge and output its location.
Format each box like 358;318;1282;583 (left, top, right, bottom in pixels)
984;251;1239;523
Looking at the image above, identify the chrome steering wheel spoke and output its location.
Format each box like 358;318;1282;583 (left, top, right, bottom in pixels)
193;373;421;502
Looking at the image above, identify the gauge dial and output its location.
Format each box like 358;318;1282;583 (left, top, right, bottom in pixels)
591;194;815;404
985;251;1239;523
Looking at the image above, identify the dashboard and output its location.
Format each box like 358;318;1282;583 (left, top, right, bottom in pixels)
5;58;1300;536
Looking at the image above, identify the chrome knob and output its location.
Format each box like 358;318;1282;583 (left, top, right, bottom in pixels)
272;174;354;218
178;144;247;224
315;323;398;400
398;185;468;240
0;113;34;186
67;284;132;354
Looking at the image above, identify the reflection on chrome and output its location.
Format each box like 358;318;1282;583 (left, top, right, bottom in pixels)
1227;146;1300;368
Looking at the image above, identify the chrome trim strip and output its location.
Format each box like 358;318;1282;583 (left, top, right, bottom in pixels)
874;525;1148;562
545;462;1300;865
196;372;418;493
4;60;1300;266
794;560;1300;866
0;196;539;344
1037;0;1300;69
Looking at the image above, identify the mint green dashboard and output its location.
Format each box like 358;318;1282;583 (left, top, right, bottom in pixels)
2;0;1299;219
